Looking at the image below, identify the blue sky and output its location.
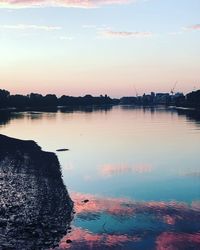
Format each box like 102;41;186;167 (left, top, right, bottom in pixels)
0;0;200;97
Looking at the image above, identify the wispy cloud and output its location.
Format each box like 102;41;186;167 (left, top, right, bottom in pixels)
0;24;62;31
101;30;153;38
168;31;183;36
59;35;74;40
82;24;97;29
183;24;200;31
0;0;135;9
168;24;200;36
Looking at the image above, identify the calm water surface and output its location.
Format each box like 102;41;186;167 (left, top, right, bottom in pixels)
1;106;200;249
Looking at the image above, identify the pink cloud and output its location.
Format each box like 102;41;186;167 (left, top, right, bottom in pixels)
184;24;200;31
0;24;61;31
102;30;153;38
0;0;135;8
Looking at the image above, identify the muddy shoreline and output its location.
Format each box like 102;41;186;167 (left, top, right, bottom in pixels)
0;134;73;250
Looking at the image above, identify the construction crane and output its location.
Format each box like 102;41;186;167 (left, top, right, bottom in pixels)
170;81;178;95
133;85;139;97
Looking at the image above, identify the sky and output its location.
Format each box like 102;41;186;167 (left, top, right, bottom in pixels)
0;0;200;97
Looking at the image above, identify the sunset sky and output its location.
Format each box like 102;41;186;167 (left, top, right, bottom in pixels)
0;0;199;97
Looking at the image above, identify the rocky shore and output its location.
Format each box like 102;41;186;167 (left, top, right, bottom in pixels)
0;135;73;250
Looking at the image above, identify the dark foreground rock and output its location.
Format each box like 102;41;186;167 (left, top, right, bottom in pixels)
0;134;73;250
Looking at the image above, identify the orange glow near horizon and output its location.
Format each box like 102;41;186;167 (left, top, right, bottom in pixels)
1;79;197;98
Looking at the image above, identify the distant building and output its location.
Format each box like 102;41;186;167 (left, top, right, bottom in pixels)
170;92;185;106
142;93;154;105
155;93;170;105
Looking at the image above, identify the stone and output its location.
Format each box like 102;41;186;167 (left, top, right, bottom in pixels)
66;239;72;244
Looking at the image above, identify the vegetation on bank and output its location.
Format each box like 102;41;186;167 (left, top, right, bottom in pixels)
0;89;200;109
0;89;118;108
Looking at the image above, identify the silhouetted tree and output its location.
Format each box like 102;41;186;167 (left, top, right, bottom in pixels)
29;93;44;107
174;94;186;107
43;94;58;106
186;90;200;108
9;95;29;108
0;89;10;108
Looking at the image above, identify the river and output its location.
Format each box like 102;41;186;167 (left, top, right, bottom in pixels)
0;106;200;249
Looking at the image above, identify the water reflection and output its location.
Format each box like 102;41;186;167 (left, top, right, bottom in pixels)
100;163;152;177
54;192;200;250
121;105;200;127
1;106;200;127
58;228;141;249
0;106;113;127
180;171;200;178
156;232;200;250
0;110;24;126
176;108;200;126
60;105;113;114
14;106;59;113
1;106;200;249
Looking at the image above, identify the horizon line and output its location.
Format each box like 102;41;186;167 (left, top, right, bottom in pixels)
1;88;199;99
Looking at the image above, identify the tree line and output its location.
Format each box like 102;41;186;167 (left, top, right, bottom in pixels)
0;89;119;108
0;88;199;109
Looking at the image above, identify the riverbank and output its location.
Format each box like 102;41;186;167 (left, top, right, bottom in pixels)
0;135;73;250
0;88;200;110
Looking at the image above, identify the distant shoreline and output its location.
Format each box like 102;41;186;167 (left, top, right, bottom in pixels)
0;88;200;110
0;103;199;112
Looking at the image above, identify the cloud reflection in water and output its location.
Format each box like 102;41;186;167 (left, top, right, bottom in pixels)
54;192;200;250
100;163;153;177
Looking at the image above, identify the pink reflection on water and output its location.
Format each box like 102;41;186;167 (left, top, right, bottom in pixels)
71;192;200;220
71;192;135;217
53;193;200;249
191;201;200;211
59;228;101;249
163;215;176;225
100;163;152;177
156;232;200;250
58;228;140;249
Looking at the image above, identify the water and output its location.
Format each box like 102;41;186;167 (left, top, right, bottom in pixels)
0;106;200;249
